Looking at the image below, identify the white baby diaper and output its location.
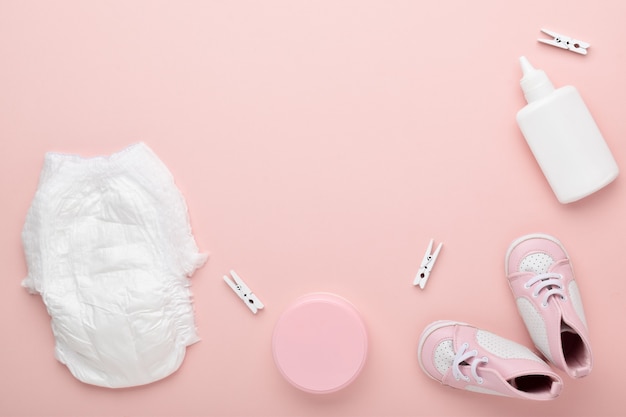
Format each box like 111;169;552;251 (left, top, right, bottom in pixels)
21;143;207;388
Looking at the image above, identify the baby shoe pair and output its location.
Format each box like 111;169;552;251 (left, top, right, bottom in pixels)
418;234;593;400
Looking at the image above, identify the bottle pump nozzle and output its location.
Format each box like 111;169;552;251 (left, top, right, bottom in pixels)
519;56;555;103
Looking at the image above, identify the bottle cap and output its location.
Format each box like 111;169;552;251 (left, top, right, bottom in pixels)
519;56;555;103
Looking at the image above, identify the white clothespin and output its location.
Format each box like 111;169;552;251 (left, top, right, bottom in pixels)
223;270;264;314
413;239;443;289
538;28;590;55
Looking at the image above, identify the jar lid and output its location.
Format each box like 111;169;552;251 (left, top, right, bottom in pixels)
272;293;368;394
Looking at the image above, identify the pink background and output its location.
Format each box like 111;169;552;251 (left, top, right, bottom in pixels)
1;1;625;416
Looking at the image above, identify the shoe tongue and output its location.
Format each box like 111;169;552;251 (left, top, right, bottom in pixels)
560;322;576;334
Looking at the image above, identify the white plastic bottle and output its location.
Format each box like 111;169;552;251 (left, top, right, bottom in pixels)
516;56;619;204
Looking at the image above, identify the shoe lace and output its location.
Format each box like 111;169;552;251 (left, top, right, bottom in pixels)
453;342;489;384
524;272;566;307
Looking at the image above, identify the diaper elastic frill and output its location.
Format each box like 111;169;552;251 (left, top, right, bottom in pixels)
21;143;207;388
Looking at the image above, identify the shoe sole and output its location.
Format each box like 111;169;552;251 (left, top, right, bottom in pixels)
504;233;570;276
417;320;468;382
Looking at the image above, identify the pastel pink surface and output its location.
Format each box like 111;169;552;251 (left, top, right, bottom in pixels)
272;293;368;394
2;1;626;416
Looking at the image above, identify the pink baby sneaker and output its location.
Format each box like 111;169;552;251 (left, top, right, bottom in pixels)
505;233;592;378
418;320;563;400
